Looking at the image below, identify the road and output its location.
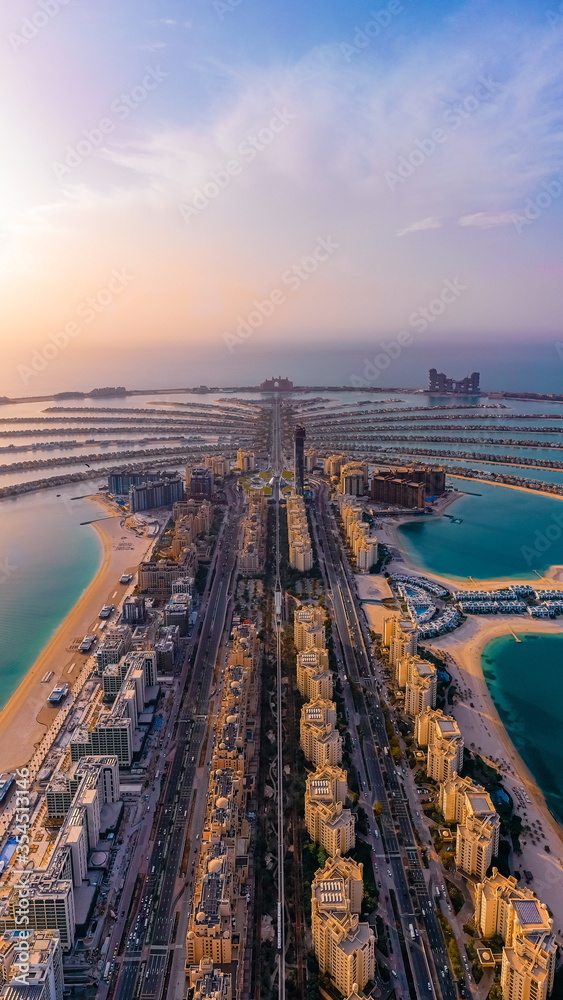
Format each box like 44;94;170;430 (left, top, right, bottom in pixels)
106;493;243;1000
313;481;458;1000
272;396;286;1000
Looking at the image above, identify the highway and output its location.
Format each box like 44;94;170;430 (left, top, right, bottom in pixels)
272;396;286;1000
313;481;458;1000
108;494;243;1000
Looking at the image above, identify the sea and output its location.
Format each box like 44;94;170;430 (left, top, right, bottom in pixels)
1;386;563;823
482;634;563;825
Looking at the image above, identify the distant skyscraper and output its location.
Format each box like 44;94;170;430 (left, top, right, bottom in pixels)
189;467;214;498
294;425;306;495
428;369;480;394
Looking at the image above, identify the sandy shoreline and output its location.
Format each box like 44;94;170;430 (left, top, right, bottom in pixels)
0;502;156;773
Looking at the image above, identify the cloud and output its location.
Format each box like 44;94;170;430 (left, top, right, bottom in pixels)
396;217;442;237
457;212;517;228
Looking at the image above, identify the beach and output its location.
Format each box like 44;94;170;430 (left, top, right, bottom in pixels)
0;505;156;773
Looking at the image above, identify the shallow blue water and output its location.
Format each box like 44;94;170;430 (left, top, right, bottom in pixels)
482;633;563;824
397;479;563;580
0;484;101;709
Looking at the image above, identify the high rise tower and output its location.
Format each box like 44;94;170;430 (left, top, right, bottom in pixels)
294;425;306;495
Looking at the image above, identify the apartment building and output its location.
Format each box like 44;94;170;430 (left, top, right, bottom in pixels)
305;765;355;856
415;708;464;783
312;855;375;996
405;656;437;717
287;494;314;572
187;957;232;1000
475;870;557;1000
239;493;267;576
185;625;260;995
294;607;326;652
300;700;342;767
0;930;63;1000
297;648;333;701
440;774;500;878
382;618;418;687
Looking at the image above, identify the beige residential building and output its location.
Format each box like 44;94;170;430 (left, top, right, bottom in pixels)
287;494;314;571
339;463;368;497
187;957;232;1000
297;648;333;701
305;765;355;856
475;870;557;1000
405;656;437;717
440;775;500;878
236;449;255;472
294;607;326;651
356;538;379;573
300;700;342;767
312;855;375;996
239;493;267;576
415;708;464;783
325;454;345;477
305;448;317;472
385;619;418;686
456;814;500;881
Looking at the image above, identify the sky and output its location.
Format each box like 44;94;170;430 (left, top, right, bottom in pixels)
0;0;562;394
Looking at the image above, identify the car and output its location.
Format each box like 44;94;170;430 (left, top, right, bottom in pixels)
378;881;382;888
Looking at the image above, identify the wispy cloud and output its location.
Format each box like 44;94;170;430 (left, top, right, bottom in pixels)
457;212;517;228
396;217;442;237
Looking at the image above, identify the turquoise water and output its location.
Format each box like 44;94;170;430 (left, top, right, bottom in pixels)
0;485;102;710
397;479;563;580
482;634;563;824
